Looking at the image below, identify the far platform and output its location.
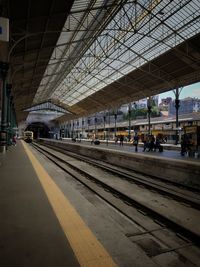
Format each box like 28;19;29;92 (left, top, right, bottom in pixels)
62;138;199;162
40;138;200;189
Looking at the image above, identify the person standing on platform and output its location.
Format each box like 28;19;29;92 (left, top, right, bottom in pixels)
133;132;139;152
142;134;148;152
181;134;187;156
12;135;17;146
148;135;155;151
119;135;124;146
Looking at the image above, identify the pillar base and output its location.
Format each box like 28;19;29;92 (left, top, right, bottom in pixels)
0;145;6;153
0;131;7;153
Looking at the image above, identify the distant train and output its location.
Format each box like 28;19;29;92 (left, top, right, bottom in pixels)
23;131;34;143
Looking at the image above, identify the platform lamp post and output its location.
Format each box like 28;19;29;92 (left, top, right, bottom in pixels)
81;118;84;140
13;104;17;132
114;108;117;139
6;84;12;145
103;112;106;140
72;120;74;138
128;103;131;141
87;118;90;139
65;122;67;138
10;102;14;135
147;96;152;136
9;95;13;140
173;87;182;145
76;120;79;139
94;115;97;138
75;120;77;138
66;122;69;138
0;62;9;153
69;122;71;138
107;110;110;146
68;122;70;138
63;123;65;138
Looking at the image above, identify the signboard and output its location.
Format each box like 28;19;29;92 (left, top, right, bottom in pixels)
163;124;172;129
184;126;200;147
0;17;9;42
185;126;197;134
154;124;163;130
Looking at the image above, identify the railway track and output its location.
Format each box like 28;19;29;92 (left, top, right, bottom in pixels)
32;141;200;247
34;141;200;208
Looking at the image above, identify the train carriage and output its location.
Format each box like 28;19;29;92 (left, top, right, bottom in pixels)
23;131;34;143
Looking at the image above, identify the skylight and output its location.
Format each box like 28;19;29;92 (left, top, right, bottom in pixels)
33;0;200;107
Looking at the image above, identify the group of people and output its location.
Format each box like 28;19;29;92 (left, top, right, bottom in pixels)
115;135;125;146
114;133;163;152
68;132;194;157
142;135;163;152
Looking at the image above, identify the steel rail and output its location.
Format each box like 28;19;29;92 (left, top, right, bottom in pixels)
32;141;200;245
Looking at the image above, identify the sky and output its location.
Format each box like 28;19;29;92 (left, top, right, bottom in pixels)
158;81;200;103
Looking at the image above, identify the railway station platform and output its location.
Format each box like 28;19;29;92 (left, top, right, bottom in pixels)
0;141;117;267
1;139;200;267
40;138;200;189
74;138;198;161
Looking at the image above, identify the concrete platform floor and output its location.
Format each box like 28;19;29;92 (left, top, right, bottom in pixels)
1;140;200;267
62;138;200;162
0;142;81;267
0;142;116;267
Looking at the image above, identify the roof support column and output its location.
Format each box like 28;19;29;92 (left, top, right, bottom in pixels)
128;103;131;142
114;110;117;140
6;84;12;146
0;62;9;153
174;87;183;145
147;96;152;136
103;113;106;140
94;115;97;138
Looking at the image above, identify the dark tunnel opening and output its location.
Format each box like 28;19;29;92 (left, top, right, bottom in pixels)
25;122;50;139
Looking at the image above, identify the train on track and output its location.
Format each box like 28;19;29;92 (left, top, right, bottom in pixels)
23;131;34;143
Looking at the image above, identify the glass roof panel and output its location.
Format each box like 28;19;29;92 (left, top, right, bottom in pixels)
24;102;71;114
33;0;200;107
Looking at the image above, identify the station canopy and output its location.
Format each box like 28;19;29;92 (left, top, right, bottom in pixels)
24;101;71;114
7;0;200;122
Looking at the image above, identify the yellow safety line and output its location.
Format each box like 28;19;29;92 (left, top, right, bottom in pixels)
21;141;117;267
